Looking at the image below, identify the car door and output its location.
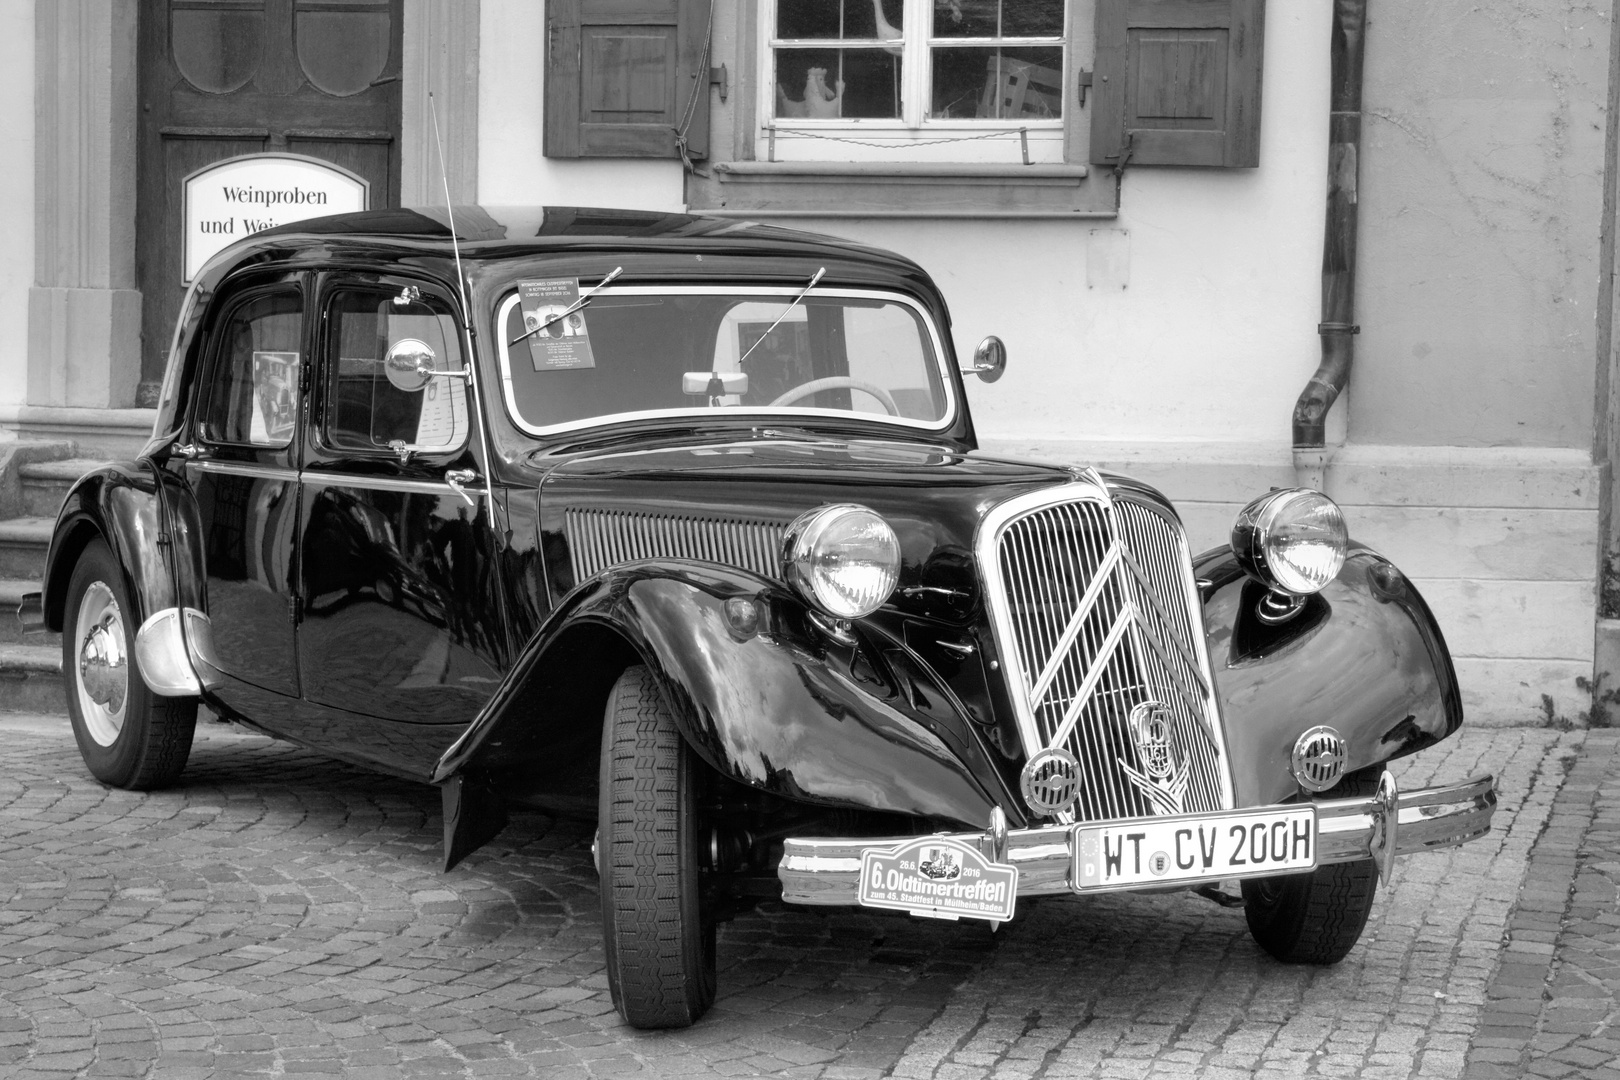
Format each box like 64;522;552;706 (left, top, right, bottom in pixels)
182;274;307;712
296;275;507;748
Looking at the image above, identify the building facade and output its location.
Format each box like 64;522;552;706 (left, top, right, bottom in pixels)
0;0;1613;725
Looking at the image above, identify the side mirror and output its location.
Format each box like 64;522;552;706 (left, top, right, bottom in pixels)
961;336;1007;383
384;338;468;391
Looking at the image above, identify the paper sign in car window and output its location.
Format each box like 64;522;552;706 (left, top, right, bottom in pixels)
413;375;465;447
250;351;300;445
520;280;595;371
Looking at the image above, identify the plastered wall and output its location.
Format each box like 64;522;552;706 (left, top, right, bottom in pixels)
0;3;32;409
1353;1;1610;449
478;0;686;212
476;0;1332;446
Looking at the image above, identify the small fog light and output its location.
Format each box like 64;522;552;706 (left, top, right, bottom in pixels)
723;596;760;638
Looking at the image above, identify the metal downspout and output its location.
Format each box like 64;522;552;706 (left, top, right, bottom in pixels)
1292;0;1369;488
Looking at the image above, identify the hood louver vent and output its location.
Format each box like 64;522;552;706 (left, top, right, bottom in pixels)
564;508;785;584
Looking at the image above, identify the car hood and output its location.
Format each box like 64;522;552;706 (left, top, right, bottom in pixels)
527;433;1176;621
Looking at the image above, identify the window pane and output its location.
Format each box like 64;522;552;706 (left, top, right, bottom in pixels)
933;0;1062;38
203;292;302;447
774;49;901;119
326;291;466;453
777;0;903;40
1003;0;1063;36
931;47;1063;119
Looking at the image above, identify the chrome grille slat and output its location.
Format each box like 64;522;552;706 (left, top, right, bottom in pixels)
983;485;1230;823
566;508;784;583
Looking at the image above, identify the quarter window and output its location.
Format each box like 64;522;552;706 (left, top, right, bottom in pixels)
200;290;303;448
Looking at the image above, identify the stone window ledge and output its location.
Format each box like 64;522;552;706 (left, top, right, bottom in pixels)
690;162;1117;218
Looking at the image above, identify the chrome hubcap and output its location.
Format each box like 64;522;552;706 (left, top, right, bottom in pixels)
75;582;128;746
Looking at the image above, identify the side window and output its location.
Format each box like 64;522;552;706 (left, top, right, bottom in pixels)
324;288;467;454
200;290;304;448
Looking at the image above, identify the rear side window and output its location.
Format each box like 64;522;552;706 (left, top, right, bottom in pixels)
323;288;467;454
200;290;303;448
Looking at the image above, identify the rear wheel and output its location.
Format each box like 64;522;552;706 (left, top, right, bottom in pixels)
1242;768;1381;964
63;538;197;790
597;665;717;1029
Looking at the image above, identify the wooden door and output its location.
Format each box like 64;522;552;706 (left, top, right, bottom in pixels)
137;0;403;400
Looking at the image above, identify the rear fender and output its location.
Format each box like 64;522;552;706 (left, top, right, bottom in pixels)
1197;543;1463;808
434;564;1000;828
44;462;211;695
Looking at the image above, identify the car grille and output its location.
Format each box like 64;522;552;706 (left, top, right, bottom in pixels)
564;508;784;583
981;481;1229;822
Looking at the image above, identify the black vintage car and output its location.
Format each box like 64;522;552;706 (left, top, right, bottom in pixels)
25;206;1495;1029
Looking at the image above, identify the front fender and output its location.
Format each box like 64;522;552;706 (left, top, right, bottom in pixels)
435;564;1001;827
1197;543;1464;808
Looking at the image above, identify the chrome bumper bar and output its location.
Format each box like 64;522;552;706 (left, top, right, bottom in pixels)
778;772;1496;906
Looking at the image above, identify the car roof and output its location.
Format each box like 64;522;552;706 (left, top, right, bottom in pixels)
233;205;925;278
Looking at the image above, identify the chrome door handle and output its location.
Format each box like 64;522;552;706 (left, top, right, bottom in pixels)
445;469;480;507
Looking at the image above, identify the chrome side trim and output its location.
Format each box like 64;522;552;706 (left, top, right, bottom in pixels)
778;774;1498;905
565;507;785;582
189;461;299;482
301;471;467;497
133;607;223;697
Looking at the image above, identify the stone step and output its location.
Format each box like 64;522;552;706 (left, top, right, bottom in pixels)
0;643;64;714
0;518;52;581
0;579;56;648
19;458;112;519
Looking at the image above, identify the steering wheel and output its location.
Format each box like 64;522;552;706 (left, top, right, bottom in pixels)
769;377;899;416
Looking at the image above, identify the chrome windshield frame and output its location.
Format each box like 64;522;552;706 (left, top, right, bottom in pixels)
491;284;960;438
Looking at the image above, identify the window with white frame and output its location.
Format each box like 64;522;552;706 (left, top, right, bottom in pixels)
761;0;1068;163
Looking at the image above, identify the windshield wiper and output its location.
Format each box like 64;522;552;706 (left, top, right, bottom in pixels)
737;267;826;366
508;266;625;346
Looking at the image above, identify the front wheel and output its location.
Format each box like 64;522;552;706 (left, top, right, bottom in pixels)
63;538;197;789
1242;768;1382;964
597;665;717;1028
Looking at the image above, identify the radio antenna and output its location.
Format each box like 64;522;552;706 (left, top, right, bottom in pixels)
429;92;474;326
428;91;498;532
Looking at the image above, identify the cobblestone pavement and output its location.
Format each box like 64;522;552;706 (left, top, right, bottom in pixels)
0;714;1576;1079
1465;729;1620;1080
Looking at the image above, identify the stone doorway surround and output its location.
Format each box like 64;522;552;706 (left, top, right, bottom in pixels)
11;0;478;457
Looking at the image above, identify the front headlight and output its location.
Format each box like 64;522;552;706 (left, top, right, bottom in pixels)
1231;488;1348;595
783;504;901;619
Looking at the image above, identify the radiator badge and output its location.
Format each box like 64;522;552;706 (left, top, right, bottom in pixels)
1120;700;1189;816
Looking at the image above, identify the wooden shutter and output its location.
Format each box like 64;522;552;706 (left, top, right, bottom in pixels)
1091;0;1265;168
545;0;711;159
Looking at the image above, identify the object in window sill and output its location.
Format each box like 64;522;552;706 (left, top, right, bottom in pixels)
872;0;902;55
778;68;846;119
976;56;1061;119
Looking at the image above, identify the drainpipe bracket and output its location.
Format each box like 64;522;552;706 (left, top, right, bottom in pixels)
1317;323;1360;335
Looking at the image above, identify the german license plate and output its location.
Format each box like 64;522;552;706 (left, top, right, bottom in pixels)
1072;805;1317;892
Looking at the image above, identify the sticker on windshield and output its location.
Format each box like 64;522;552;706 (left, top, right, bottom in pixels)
519;279;595;371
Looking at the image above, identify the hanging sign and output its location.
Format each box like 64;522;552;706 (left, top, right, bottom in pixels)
182;153;368;283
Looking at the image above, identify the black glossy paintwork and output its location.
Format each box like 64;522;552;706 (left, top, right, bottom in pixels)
436;562;1003;827
43;462;180;636
1196;543;1463;808
52;207;1471;865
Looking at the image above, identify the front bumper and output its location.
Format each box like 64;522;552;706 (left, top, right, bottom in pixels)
778;771;1496;905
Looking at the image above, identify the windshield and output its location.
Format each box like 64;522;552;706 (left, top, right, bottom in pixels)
494;285;953;435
